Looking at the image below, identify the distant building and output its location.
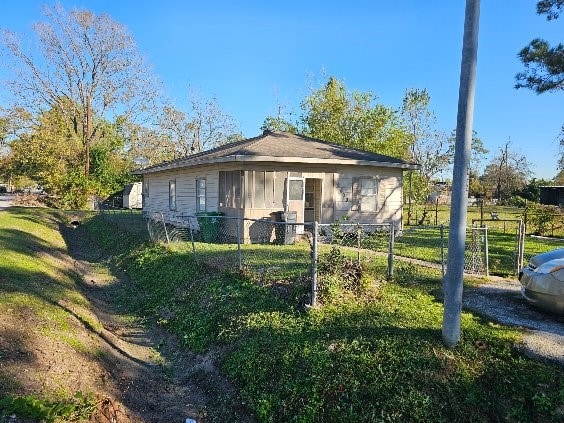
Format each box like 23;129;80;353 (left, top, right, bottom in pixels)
428;181;451;205
539;186;564;207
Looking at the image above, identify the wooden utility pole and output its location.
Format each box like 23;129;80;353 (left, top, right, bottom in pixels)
442;0;481;347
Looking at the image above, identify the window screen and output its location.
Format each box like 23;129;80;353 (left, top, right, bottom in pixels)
360;178;377;212
288;179;304;201
218;171;243;208
169;180;176;210
254;171;265;208
196;179;206;212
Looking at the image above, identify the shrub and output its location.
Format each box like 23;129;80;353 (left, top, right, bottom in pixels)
318;246;364;302
527;204;561;236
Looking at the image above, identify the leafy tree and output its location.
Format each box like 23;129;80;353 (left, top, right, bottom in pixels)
260;115;297;133
519;178;554;202
481;141;532;202
3;106;134;208
515;0;564;93
401;88;451;214
517;2;564;178
120;121;175;168
1;3;160;180
3;108;83;204
300;77;411;159
400;89;488;218
554;168;564;184
527;203;561;235
468;170;486;198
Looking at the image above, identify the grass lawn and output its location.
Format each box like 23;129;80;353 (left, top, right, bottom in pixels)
84;213;564;422
0;208;99;422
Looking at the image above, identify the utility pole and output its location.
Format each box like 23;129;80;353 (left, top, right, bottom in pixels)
442;0;481;347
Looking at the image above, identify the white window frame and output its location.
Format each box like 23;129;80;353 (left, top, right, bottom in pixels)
359;177;378;212
196;178;206;212
169;180;176;211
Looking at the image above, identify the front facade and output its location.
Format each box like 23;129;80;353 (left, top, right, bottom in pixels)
136;131;419;229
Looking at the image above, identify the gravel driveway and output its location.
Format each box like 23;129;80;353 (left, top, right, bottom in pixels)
463;278;563;365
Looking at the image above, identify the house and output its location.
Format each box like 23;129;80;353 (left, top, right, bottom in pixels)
134;131;419;236
540;186;564;207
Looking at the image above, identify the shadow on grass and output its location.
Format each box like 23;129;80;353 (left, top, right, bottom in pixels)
75;215;564;422
59;216;254;421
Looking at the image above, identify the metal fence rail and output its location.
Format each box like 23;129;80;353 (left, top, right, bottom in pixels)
143;213;397;306
98;207;548;304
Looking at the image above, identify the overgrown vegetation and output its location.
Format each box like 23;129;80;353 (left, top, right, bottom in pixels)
82;214;564;422
0;392;96;423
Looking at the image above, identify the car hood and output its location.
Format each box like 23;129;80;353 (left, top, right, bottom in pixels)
535;258;564;276
529;248;564;268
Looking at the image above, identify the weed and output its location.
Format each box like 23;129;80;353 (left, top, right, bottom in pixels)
0;391;96;422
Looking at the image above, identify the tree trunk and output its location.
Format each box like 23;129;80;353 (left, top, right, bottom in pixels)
84;100;92;177
442;0;481;348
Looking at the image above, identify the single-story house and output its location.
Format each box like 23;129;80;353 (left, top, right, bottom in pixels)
134;131;419;237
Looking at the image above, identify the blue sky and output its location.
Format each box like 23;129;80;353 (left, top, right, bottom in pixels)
1;1;562;179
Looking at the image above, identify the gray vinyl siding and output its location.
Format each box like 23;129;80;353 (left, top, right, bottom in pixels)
142;167;219;216
142;162;404;227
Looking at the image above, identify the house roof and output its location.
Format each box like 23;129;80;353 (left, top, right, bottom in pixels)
133;131;420;174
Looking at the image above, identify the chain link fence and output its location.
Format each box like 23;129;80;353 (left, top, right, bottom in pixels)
97;202;148;238
144;213;397;306
97;204;543;302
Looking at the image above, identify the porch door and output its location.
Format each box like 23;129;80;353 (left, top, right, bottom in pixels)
286;177;305;234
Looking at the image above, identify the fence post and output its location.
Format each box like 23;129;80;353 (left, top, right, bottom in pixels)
440;225;445;277
311;221;318;307
483;226;489;277
388;223;394;279
160;212;170;244
189;218;196;260
237;217;242;271
356;223;361;264
517;221;527;274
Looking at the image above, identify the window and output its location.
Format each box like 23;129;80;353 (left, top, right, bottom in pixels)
219;171;243;208
169;180;176;210
196;179;206;212
144;178;149;198
359;177;377;212
254;171;265;207
288;179;304;201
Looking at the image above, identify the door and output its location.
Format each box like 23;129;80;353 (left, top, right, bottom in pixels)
286;177;305;234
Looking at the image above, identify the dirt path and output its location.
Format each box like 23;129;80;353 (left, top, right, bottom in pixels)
59;222;254;422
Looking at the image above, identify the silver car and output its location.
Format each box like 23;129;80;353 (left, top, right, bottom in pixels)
518;248;564;315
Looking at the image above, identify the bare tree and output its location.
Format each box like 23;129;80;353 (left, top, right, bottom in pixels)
159;90;241;157
1;4;160;177
481;141;531;201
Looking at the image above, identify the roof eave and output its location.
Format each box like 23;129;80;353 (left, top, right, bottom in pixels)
134;155;420;174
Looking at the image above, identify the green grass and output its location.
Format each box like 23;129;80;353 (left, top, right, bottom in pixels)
407;203;563;237
0;207;98;421
83;213;564;423
340;222;561;277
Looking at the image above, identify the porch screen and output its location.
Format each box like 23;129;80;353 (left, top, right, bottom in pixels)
219;171;243;208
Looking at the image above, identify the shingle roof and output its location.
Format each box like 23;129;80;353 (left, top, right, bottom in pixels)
134;131;419;174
